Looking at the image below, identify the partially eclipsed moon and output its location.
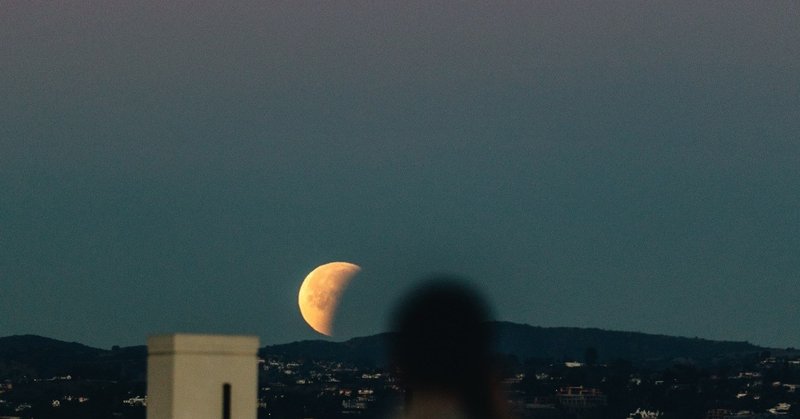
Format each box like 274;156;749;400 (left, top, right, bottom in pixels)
298;262;361;336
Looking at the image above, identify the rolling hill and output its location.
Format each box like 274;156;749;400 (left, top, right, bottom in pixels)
0;322;770;380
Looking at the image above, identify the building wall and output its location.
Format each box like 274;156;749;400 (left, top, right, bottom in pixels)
147;334;259;419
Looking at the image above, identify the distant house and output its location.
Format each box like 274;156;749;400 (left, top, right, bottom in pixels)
556;386;607;412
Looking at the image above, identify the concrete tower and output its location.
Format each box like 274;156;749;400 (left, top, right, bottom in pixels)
147;334;260;419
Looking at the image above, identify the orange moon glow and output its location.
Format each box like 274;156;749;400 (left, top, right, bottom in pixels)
298;262;361;336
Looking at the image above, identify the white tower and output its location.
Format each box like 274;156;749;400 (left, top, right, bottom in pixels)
147;334;260;419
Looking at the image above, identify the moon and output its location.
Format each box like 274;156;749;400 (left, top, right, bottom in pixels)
298;262;361;336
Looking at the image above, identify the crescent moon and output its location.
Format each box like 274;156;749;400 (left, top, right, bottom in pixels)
298;262;361;336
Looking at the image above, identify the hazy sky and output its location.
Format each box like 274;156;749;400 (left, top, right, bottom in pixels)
1;1;798;349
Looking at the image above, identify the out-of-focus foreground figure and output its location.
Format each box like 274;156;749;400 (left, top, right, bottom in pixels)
389;278;510;419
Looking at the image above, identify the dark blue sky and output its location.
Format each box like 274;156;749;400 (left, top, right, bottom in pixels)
1;1;798;349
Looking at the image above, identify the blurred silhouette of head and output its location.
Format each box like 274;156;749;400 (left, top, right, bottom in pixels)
389;276;496;418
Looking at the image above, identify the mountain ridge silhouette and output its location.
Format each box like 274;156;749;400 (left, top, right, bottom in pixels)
0;322;772;379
